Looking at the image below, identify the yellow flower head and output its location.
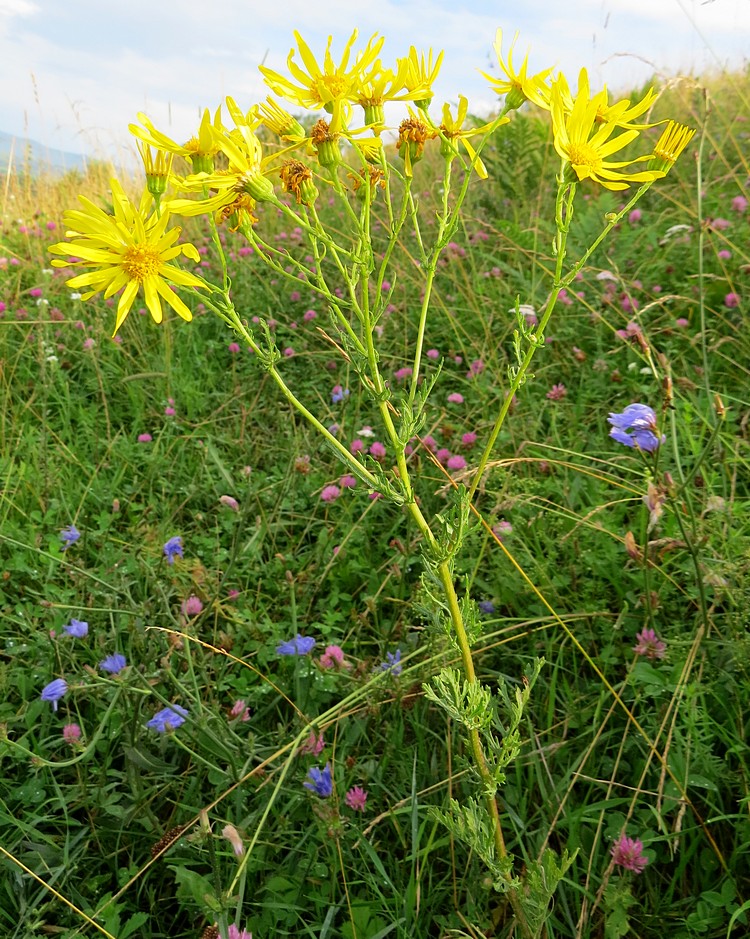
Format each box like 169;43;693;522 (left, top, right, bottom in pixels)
259;30;384;133
279;159;319;205
439;95;505;179
48;178;205;335
399;46;444;109
481;29;554;112
550;70;664;190
169;124;275;217
397;110;437;176
254;96;307;141
595;84;661;130
136;141;174;212
351;59;409;128
649;120;696;174
130;108;224;174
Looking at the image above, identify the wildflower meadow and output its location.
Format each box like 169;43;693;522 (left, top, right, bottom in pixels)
1;25;749;939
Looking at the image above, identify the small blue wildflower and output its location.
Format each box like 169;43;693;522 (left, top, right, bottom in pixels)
99;653;127;674
608;404;665;453
163;536;183;565
304;763;333;797
276;634;316;655
331;386;350;404
147;704;188;732
41;678;67;711
60;525;80;550
379;648;403;676
63;619;89;638
478;600;496;615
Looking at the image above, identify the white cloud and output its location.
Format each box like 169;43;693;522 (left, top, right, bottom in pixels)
0;0;38;15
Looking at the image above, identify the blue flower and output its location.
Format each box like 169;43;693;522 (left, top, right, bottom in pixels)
63;619;89;638
331;386;350;404
41;678;67;711
379;648;402;676
163;536;184;564
478;600;496;615
60;525;80;550
147;705;188;732
608;404;665;452
276;634;316;655
99;653;127;674
304;763;333;797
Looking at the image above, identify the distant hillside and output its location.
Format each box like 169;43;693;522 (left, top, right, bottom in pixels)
0;131;90;175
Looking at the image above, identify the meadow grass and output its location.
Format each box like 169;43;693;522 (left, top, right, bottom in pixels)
0;67;749;939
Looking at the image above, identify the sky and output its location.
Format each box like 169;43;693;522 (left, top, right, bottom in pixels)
0;0;748;163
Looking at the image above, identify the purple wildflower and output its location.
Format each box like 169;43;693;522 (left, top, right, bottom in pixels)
147;704;188;732
60;524;80;550
163;536;183;564
277;634;316;655
379;648;402;676
304;763;333;797
63;619;88;638
41;678;67;711
607;404;665;452
99;653;127;674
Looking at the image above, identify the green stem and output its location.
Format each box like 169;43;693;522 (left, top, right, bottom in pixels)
221;300;380;490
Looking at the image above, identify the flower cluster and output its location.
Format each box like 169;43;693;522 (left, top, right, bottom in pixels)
47;29;693;335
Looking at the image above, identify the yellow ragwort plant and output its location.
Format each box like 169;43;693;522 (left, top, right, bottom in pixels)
50;31;694;939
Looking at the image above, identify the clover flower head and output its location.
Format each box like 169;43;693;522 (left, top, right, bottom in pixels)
63;619;89;638
299;730;325;756
304;762;333;797
277;634;316;656
633;627;666;660
319;644;350;669
147;704;188;732
321;484;341;503
345;785;368;812
63;723;82;745
611;833;649;873
229;699;251;722
227;926;252;939
99;653;127;674
41;678;67;711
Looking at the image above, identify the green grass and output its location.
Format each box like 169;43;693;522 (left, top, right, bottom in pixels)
0;64;749;939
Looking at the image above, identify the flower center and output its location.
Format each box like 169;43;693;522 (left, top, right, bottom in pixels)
121;244;163;282
320;75;347;100
567;142;601;169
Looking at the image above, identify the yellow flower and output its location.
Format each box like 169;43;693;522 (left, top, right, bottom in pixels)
399;46;444;109
48;179;205;335
595;84;661;130
279;159;319;205
136;141;174;211
254;96;307;142
649;120;696;174
439;95;505;179
259;30;384;133
129;108;224;174
351;60;409;128
480;29;554;111
550;70;664;190
169;124;276;217
397;110;437;176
